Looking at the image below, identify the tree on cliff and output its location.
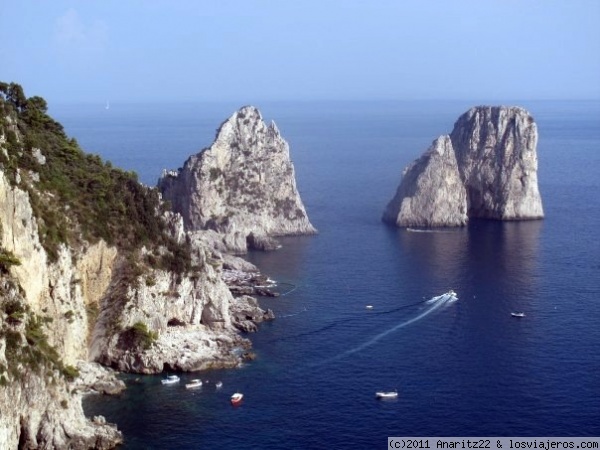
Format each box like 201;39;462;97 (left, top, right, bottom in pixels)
0;80;191;273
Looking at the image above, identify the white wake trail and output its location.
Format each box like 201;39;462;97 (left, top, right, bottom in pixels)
320;295;449;365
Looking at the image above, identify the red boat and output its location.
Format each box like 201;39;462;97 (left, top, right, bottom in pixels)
230;393;244;405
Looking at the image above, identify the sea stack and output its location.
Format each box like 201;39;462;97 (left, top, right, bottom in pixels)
159;106;316;253
383;106;544;227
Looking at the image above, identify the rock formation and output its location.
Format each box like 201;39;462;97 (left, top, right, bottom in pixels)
0;84;276;448
383;106;544;227
158;106;316;253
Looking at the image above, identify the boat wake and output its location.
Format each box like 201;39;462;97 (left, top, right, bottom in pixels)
406;228;457;233
279;306;309;318
317;291;457;365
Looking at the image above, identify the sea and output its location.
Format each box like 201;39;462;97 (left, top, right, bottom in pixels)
49;100;600;449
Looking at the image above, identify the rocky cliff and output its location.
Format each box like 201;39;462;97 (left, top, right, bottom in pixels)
0;83;274;448
158;106;316;253
383;106;544;227
0;172;123;449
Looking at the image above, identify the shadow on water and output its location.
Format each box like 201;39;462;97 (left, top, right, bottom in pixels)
386;219;543;300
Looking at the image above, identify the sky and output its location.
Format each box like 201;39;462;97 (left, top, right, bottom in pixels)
1;1;599;103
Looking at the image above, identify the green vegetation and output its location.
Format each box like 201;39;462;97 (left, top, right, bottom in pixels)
117;321;158;351
0;249;21;273
0;294;79;383
0;81;191;272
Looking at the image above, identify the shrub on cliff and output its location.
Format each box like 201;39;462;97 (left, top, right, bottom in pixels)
0;249;21;273
117;321;158;351
0;290;78;383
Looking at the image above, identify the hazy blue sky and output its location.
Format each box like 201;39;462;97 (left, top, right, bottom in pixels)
1;1;598;103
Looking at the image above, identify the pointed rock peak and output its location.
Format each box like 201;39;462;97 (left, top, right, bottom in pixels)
159;104;317;253
268;120;280;138
429;135;453;156
233;106;262;123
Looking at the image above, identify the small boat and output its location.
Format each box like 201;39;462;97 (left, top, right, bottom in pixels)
230;392;244;405
444;290;458;302
215;381;223;389
511;312;526;318
185;379;203;389
161;375;180;385
375;390;398;399
365;305;374;310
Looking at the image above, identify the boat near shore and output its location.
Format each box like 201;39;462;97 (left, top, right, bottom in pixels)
161;375;180;385
231;393;244;405
185;379;203;389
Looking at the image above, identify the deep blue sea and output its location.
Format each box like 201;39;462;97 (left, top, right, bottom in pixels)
50;100;600;448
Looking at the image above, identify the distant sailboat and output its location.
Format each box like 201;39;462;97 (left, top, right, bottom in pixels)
105;100;110;110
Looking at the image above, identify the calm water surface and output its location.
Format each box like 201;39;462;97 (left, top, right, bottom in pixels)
51;100;600;448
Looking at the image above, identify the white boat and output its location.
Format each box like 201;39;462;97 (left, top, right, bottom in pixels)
161;375;180;385
444;290;458;302
185;379;203;389
215;381;223;389
365;305;374;309
511;312;526;318
375;390;398;399
230;392;243;405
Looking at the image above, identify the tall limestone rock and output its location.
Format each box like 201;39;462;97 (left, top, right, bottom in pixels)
0;86;273;448
158;106;316;253
383;106;544;227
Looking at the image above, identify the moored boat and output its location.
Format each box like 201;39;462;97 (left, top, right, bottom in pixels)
230;392;244;405
161;375;180;385
375;390;398;399
185;379;203;389
216;381;223;389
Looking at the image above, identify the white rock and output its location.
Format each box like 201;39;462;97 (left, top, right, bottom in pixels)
383;106;544;227
158;106;317;253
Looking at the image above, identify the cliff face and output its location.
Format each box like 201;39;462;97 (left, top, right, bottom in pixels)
0;86;274;448
0;171;122;448
158;106;316;253
383;106;544;227
90;242;250;374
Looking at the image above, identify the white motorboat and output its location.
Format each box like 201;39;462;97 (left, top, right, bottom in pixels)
230;392;244;405
375;390;398;399
185;379;203;389
161;375;180;385
511;312;526;318
215;381;223;389
365;305;374;309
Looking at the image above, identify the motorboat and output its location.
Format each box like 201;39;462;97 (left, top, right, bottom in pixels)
185;379;203;389
161;375;180;385
365;305;374;309
230;392;244;405
511;312;526;318
443;290;458;302
375;390;398;399
215;381;223;389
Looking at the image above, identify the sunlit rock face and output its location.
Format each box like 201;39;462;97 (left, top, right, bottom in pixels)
383;106;544;227
158;106;316;253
